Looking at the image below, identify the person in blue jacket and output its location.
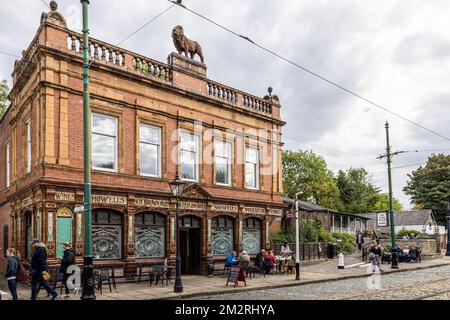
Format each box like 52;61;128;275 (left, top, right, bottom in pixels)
225;250;238;267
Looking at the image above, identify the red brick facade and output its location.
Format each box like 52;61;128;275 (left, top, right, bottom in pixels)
0;7;285;275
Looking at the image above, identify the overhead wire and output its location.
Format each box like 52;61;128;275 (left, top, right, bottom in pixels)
168;0;450;142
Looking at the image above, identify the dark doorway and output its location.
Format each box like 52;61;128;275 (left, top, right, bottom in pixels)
179;216;201;275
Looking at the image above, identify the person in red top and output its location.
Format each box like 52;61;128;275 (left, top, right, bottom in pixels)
264;249;276;274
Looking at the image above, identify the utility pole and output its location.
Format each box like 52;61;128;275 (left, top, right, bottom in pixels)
80;0;95;300
295;196;300;280
446;202;450;256
377;121;405;269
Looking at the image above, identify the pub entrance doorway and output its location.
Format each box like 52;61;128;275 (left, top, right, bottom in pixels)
179;215;201;275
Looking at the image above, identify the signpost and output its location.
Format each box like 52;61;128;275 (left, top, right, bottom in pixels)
226;266;246;287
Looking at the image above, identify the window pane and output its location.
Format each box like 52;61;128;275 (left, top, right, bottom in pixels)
92;225;122;259
93;114;116;136
140;125;160;144
135;226;165;258
246;148;258;163
211;228;233;255
140;143;158;176
216;161;229;185
180;151;196;180
243;229;261;254
92;134;115;170
245;164;256;188
181;132;198;152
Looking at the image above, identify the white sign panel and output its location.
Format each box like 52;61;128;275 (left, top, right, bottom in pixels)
377;212;388;227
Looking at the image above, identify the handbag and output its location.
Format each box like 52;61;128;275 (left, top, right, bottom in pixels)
368;252;376;260
16;262;29;282
42;271;51;281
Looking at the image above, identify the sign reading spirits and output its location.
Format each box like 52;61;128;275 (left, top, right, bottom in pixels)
134;198;170;208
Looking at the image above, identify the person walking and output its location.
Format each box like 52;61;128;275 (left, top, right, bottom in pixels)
4;248;20;300
356;232;364;251
59;242;76;298
30;238;58;300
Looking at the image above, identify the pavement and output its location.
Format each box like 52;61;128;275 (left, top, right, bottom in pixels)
1;253;450;300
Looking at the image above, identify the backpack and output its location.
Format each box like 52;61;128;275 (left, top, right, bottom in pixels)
16;261;29;282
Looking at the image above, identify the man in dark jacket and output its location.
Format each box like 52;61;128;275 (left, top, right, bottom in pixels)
59;242;76;297
30;238;58;300
4;248;20;300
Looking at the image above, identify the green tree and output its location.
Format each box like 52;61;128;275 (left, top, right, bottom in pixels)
282;150;342;209
0;80;10;118
337;167;402;213
403;154;450;224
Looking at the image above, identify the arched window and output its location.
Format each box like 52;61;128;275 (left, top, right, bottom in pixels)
243;217;262;254
92;209;123;259
211;216;235;255
135;212;166;258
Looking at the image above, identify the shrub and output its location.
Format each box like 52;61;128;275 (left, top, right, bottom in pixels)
331;232;356;254
397;229;421;238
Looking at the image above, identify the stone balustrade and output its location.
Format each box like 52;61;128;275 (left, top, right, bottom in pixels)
243;94;272;115
206;82;237;104
66;33;125;66
132;56;170;82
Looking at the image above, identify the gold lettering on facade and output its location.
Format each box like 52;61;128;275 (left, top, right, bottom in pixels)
268;208;283;216
179;202;206;210
134;198;170;208
243;206;266;215
55;192;75;201
92;195;128;205
211;204;238;212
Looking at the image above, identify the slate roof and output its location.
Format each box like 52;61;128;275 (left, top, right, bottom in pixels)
358;210;434;226
283;197;370;220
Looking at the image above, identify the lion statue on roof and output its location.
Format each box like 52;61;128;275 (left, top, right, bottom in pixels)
172;25;204;63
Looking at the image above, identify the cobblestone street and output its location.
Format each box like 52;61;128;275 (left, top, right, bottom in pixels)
191;264;450;300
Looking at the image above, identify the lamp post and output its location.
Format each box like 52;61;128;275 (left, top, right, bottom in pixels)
295;197;300;280
169;172;187;293
80;0;95;300
446;203;450;257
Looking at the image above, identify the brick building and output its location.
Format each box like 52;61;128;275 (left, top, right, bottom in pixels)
0;4;285;275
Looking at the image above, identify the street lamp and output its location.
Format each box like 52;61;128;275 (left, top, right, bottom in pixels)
169;171;187;293
446;203;450;257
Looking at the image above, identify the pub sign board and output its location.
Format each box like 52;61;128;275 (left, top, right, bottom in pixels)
226;266;246;287
377;212;389;227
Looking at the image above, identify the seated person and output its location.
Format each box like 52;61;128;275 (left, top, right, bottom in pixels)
264;249;276;274
402;246;411;262
239;251;250;265
281;242;292;258
254;249;266;269
225;250;239;267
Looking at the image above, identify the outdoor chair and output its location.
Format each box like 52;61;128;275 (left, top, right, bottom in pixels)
95;267;116;294
251;263;266;278
239;261;251;279
137;264;152;284
150;265;166;287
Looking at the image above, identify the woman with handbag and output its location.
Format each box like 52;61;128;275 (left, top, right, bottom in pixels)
30;238;58;300
369;240;383;273
4;248;19;300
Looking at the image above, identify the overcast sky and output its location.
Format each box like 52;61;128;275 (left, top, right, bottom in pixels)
1;0;449;209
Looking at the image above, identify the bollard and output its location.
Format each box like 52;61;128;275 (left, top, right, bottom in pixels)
337;252;345;269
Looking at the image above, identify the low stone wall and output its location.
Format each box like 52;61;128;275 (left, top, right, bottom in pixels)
378;239;440;256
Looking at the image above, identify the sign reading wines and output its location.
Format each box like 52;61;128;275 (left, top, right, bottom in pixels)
226;266;246;287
